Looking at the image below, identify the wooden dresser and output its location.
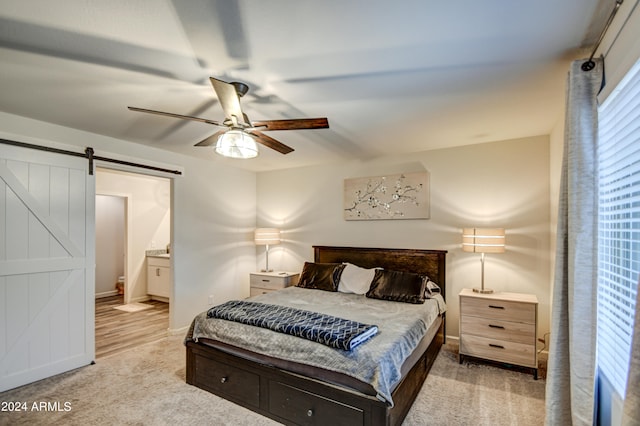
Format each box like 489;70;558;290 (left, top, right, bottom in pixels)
459;288;538;378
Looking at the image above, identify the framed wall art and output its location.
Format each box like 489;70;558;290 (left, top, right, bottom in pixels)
343;171;430;220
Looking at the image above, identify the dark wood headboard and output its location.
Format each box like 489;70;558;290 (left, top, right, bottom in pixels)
313;246;447;301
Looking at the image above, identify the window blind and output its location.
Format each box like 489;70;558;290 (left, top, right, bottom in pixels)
597;57;640;397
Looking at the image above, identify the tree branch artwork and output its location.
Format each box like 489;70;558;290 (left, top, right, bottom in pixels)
344;172;430;220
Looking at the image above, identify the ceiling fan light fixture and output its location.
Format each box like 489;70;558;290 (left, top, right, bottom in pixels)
215;130;259;159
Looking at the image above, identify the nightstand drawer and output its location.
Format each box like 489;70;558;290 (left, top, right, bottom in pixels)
460;316;535;345
460;334;536;367
250;273;297;290
250;287;276;297
250;275;287;290
460;296;535;323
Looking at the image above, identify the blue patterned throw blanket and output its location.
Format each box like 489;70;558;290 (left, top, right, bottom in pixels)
207;300;378;351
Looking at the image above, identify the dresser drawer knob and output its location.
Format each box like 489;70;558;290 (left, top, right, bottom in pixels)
488;305;505;309
262;279;271;282
307;409;313;417
489;343;505;349
220;377;228;384
488;324;505;329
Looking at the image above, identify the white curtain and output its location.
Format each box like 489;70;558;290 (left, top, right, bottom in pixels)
622;275;640;425
545;58;603;426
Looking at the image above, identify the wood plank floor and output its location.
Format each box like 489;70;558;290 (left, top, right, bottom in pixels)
95;295;169;359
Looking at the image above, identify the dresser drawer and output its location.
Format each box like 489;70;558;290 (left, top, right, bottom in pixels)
460;315;535;345
460;296;536;323
460;334;536;368
269;381;364;426
194;355;260;408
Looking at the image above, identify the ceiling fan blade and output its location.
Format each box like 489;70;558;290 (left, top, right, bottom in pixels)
209;77;249;125
251;118;329;131
248;130;294;154
194;129;228;147
128;106;223;126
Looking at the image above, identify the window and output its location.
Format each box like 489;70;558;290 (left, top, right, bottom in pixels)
597;57;640;397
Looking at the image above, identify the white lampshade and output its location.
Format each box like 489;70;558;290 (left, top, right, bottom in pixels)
215;130;258;159
254;228;281;245
462;228;505;253
462;227;505;294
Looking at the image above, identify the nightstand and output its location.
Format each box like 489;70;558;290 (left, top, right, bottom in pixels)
249;271;299;297
459;288;538;379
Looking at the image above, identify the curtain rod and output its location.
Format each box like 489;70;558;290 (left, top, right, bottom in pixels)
0;138;182;176
582;0;624;71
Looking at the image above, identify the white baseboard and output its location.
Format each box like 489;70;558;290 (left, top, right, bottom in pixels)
95;290;118;299
130;295;151;303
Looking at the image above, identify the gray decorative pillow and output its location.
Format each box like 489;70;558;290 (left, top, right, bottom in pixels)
297;262;346;292
366;269;426;304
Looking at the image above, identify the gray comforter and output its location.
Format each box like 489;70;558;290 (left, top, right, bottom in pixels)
186;286;443;405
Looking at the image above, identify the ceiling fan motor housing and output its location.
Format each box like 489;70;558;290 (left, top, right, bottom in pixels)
231;82;249;97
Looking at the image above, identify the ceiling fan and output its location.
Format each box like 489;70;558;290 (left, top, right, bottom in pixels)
128;77;329;158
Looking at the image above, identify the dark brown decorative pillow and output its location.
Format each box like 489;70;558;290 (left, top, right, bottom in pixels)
297;262;346;292
366;269;426;304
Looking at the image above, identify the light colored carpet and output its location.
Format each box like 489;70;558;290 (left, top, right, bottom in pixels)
113;302;154;313
0;337;545;425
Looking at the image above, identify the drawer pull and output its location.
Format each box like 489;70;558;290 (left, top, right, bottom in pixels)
262;279;271;282
220;377;228;384
488;324;505;329
156;267;160;277
488;305;505;309
489;343;505;349
307;409;313;417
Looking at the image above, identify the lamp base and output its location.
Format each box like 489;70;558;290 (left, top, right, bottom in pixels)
260;268;273;273
473;287;494;294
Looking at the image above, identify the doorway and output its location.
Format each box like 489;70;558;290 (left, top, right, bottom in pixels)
94;168;172;358
95;194;125;299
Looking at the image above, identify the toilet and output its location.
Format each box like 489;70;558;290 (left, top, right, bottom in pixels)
115;276;125;295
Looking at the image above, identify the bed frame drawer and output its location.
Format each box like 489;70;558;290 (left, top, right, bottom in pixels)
269;381;364;426
194;355;260;408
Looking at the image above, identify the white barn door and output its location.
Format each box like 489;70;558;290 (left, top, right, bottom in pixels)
0;144;95;392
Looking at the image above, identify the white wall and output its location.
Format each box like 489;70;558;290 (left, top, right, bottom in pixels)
95;195;125;297
96;170;170;303
257;135;552;339
0;112;553;339
0;112;257;330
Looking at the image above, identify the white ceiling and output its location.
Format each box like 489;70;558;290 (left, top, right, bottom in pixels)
0;0;606;172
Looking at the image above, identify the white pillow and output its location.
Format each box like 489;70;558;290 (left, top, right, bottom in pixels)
337;263;377;294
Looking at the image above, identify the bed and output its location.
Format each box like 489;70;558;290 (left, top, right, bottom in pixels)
185;246;447;426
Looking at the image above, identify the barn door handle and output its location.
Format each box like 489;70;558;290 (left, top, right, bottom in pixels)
156;268;160;277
